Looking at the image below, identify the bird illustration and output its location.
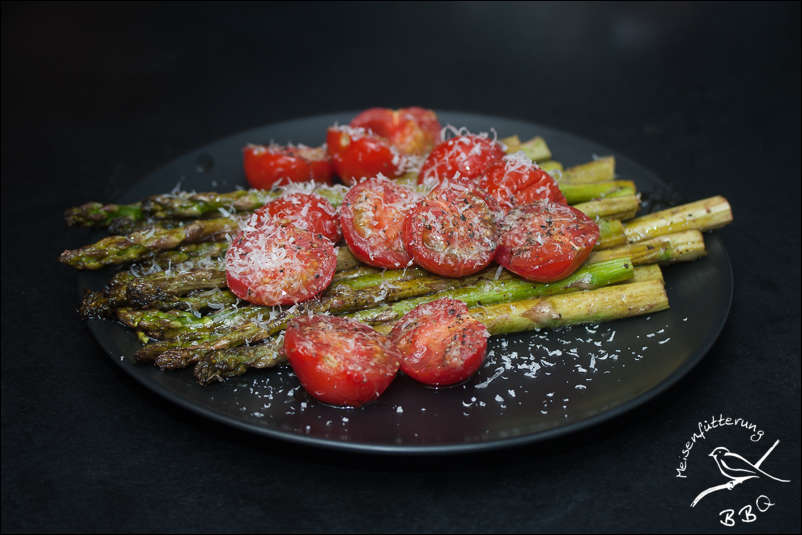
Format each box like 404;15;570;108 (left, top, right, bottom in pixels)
708;446;790;485
691;439;790;507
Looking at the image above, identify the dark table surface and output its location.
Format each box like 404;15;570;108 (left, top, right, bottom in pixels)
2;2;800;533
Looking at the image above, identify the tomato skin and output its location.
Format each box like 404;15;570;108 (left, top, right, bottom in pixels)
417;134;505;186
326;127;402;186
495;201;600;283
225;224;336;306
243;144;333;189
339;177;419;269
288;145;334;184
390;298;488;386
285;315;401;407
479;153;566;214
402;183;497;277
252;192;341;243
350;107;441;155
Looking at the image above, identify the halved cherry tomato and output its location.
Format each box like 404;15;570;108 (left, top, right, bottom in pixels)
243;144;333;189
285;315;402;407
495;201;599;282
326;126;403;186
225;224;336;305
350;107;441;155
479;152;566;214
390;298;489;386
252;192;341;243
417;133;505;186
402;183;497;277
339;177;419;269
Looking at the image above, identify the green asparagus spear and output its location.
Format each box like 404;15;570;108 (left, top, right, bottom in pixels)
561;181;636;204
194;336;286;385
622;196;733;243
537;161;563;175
142;185;349;220
119;265;432;338
64;202;143;230
559;156;616;184
501;135;552;161
574;194;640;221
147;269;513;368
470;279;669;335
147;241;229;269
59;217;240;270
65;164;630;235
596;219;626;249
344;257;634;325
588;230;707;265
198;274;666;384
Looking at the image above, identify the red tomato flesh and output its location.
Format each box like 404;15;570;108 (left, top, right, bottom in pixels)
243;144;333;189
326;126;403;186
403;182;497;277
339;177;419;269
495;201;600;282
252;192;341;243
390;298;489;386
479;153;566;214
225;224;336;305
350;106;441;156
417;133;505;186
285;315;402;407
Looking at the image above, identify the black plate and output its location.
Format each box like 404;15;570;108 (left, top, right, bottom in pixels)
77;111;733;454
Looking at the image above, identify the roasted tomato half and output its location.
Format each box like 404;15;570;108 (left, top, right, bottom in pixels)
402;182;497;277
390;298;489;386
417;133;505;186
495;201;599;282
326;126;404;186
479;152;566;214
243;144;333;189
339;176;419;269
252;192;341;243
225;223;336;305
350;106;441;155
285;315;402;407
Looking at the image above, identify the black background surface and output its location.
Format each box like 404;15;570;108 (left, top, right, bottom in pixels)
2;2;800;533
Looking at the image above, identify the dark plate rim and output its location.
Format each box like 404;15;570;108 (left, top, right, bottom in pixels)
87;111;734;455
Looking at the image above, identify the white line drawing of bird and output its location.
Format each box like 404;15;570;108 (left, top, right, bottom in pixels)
708;446;790;484
690;439;790;508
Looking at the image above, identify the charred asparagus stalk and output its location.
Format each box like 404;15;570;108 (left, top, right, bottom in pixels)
596;219;626;249
119;266;434;338
344;257;634;325
468;279;669;336
198;275;668;384
588;230;707;265
146;271;505;368
147;241;229;269
194;336;286;385
61;194;636;271
64;201;144;231
79;247;361;318
143;185;348;219
64;156;626;235
501;135;552;161
561;181;636;204
623;196;733;243
65;185;349;229
59;217;240;270
574;194;640;221
558;156;616;184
